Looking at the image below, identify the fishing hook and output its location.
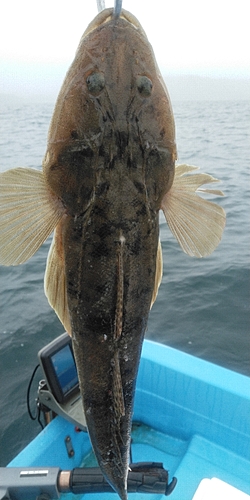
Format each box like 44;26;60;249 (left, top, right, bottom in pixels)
96;0;123;17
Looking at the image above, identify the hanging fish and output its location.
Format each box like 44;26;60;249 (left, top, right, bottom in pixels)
0;5;226;500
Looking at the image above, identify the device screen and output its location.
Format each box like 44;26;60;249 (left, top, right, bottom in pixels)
38;333;80;404
51;344;78;397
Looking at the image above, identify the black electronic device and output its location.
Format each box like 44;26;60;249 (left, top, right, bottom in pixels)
38;332;79;404
37;332;87;430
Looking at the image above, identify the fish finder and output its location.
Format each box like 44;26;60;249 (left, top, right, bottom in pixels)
38;332;79;404
37;332;87;430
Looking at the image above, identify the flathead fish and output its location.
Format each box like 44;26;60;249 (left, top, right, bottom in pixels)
0;7;226;500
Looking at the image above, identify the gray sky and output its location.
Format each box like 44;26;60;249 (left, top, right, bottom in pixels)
0;0;249;98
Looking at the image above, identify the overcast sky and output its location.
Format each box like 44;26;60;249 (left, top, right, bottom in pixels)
0;0;249;97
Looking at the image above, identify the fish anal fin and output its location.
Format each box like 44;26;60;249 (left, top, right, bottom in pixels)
161;164;226;257
0;168;65;265
151;239;163;308
44;217;72;335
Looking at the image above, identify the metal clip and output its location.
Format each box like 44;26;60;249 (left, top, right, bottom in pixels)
64;436;75;458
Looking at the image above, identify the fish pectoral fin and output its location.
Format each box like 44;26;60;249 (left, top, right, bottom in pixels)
45;220;72;335
161;164;226;257
0;168;65;265
151;239;163;308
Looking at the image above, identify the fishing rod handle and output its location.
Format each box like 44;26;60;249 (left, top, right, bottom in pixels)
66;462;177;495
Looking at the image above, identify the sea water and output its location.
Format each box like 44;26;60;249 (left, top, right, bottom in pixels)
0;98;249;466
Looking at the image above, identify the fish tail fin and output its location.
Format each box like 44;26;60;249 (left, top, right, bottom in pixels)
0;168;65;265
111;354;128;500
106;466;128;500
99;350;128;499
161;164;226;257
117;485;128;500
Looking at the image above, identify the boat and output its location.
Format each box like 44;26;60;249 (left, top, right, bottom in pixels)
3;335;250;500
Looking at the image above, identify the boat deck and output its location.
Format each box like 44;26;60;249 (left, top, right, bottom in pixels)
8;341;250;499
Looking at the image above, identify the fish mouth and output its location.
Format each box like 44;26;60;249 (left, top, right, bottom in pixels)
82;7;148;40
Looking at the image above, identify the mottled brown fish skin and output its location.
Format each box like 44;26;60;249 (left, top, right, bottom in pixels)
43;8;176;499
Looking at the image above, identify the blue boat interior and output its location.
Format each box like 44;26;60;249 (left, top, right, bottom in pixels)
8;341;250;500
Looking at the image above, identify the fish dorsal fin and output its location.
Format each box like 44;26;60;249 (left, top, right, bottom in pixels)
151;239;163;308
161;164;226;257
44;220;72;335
0;168;65;265
112;350;125;420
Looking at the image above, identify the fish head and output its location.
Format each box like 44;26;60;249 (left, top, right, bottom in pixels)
43;8;176;216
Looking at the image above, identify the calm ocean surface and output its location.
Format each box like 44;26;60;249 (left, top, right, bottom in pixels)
0;99;249;466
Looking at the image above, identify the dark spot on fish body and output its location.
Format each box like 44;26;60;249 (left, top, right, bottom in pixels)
108;157;116;170
91;240;111;258
63;189;93;214
47;144;98;215
95;282;111;296
124;280;153;307
67;280;79;299
71;218;84;240
115;131;128;158
105;109;115;123
127;195;148;219
126;155;137;170
136;204;148;217
126;236;141;256
59;146;94;163
133;180;145;194
71;130;79;139
118;316;148;386
84;312;115;337
98;144;106;157
97;139;116;170
83;384;115;425
95;181;110;197
93;220;114;239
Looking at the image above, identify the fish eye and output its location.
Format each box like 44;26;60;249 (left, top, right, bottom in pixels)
136;76;153;96
86;72;105;95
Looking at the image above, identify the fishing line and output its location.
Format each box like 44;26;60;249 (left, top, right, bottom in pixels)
96;0;105;12
96;0;122;17
113;0;122;17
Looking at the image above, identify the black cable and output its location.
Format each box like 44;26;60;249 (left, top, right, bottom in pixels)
26;364;40;421
37;404;45;430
